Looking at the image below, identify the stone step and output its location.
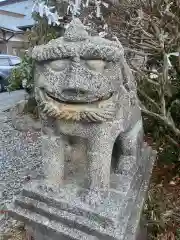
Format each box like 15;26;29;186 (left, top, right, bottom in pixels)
21;172;139;230
22;185;115;227
14;195;115;240
8;203;98;240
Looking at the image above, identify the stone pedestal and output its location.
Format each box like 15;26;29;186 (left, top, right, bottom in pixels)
8;145;155;240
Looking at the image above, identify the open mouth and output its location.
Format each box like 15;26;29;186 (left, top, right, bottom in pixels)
45;91;113;105
36;88;116;122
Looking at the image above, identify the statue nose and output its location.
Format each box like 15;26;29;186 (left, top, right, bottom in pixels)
62;88;87;97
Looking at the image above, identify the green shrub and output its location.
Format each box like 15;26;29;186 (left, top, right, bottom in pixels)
8;54;35;93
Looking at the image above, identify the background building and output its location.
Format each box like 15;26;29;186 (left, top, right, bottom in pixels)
0;0;34;56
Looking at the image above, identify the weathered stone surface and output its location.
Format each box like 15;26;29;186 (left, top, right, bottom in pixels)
32;17;142;192
8;18;156;240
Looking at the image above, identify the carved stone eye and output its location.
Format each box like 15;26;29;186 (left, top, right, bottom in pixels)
49;59;70;71
85;60;106;72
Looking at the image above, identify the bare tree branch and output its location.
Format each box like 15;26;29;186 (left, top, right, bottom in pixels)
124;47;152;56
165;135;180;147
132;65;160;86
138;88;160;112
141;104;180;137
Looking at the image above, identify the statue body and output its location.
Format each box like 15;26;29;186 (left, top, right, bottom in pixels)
32;18;143;201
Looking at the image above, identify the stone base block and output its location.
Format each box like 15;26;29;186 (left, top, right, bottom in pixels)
8;146;155;240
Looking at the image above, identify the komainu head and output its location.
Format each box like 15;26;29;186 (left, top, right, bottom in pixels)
32;18;136;122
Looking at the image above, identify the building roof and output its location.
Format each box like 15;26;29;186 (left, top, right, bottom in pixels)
0;0;33;15
0;0;34;32
0;15;23;32
0;0;27;7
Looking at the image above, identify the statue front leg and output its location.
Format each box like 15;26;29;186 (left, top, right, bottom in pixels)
41;134;65;190
83;133;113;205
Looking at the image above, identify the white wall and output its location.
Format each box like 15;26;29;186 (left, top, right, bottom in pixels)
0;31;29;55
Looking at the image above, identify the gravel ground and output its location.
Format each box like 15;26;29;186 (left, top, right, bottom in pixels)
0;110;42;236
